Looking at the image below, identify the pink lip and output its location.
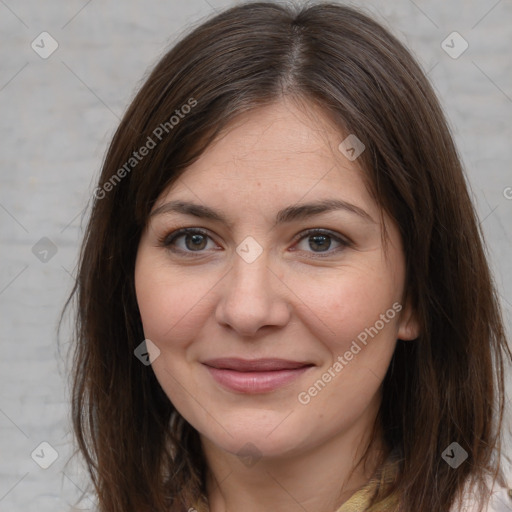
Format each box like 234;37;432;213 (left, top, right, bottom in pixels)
202;358;314;393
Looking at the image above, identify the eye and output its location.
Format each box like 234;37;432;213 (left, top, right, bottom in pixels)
292;229;350;256
159;227;350;258
160;228;220;255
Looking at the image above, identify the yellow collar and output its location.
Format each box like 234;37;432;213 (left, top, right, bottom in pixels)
335;452;400;512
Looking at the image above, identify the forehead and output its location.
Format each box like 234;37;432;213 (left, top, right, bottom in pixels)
156;99;375;214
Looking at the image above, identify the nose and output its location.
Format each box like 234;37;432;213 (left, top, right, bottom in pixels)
215;250;291;337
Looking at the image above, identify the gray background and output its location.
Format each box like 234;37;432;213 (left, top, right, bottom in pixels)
1;0;511;510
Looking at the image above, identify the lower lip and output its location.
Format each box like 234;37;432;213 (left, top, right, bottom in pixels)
204;365;312;393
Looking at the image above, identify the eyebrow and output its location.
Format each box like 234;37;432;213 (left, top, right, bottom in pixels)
150;198;375;226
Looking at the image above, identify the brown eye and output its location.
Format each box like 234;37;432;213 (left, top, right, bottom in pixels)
183;233;208;251
308;234;332;252
161;228;219;255
294;229;349;256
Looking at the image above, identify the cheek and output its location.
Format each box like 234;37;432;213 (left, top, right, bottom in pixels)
134;250;219;426
295;280;401;422
285;265;403;352
134;251;217;349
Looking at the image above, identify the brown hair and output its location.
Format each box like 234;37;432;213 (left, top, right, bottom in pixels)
61;2;512;511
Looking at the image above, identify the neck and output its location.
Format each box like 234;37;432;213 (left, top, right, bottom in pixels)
201;407;386;512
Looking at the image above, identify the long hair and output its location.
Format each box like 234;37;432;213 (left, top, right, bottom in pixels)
61;2;512;511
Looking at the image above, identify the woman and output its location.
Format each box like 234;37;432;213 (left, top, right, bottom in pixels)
64;2;512;511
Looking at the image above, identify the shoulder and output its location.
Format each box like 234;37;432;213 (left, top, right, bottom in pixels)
451;474;512;512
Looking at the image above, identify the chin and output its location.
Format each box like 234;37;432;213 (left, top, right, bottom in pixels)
200;422;307;461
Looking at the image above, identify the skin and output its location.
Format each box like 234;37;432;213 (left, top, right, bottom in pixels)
134;98;419;512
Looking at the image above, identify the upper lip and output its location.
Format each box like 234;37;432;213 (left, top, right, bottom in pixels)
202;358;313;372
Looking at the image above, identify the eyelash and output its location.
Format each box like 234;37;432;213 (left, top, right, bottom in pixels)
158;227;351;258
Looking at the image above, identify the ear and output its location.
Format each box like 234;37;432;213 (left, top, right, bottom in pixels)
397;300;420;341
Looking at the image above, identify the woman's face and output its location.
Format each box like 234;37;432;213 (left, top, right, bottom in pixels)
135;99;418;460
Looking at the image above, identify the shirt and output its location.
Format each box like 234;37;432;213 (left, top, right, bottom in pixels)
335;453;512;512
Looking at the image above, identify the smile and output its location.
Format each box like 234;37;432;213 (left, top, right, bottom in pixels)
202;358;314;394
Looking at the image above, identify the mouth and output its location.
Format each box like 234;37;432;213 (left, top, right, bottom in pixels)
202;358;314;393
